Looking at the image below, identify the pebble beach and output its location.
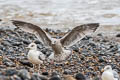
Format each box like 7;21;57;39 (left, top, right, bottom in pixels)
0;25;120;80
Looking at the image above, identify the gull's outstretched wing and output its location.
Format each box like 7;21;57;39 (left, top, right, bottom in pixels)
60;23;99;47
11;20;52;47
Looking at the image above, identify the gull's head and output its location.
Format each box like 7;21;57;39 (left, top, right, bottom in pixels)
27;43;37;50
51;39;57;45
103;65;112;71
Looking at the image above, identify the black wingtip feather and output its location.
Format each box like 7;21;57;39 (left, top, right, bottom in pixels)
86;23;99;32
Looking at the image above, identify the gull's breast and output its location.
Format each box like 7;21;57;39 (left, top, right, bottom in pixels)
27;50;43;64
102;71;114;80
54;50;72;62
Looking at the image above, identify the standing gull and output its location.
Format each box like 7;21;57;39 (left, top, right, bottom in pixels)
11;20;99;62
101;65;120;80
26;42;45;72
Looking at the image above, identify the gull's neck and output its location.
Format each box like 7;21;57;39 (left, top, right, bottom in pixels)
52;40;64;55
29;48;37;51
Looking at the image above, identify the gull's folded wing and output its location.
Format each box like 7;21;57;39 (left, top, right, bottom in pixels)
11;20;52;47
60;23;99;47
113;70;120;80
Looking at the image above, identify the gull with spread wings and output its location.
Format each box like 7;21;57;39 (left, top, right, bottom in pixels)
11;20;99;62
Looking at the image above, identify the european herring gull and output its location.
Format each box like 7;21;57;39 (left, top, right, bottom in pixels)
26;42;45;72
101;65;120;80
12;20;99;62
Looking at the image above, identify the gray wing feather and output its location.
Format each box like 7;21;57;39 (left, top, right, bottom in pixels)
38;54;45;60
60;23;99;47
113;70;120;80
11;20;52;47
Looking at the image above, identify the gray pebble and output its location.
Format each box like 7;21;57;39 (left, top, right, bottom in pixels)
17;69;31;80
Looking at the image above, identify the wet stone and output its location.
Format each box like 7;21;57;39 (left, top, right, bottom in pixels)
4;61;16;67
63;69;72;75
49;76;61;80
75;73;86;80
5;69;18;76
0;45;4;50
38;75;48;80
42;72;49;76
22;39;31;45
17;69;30;80
11;42;23;46
93;77;101;80
98;56;104;62
10;75;22;80
116;33;120;37
34;40;42;44
31;73;41;80
19;60;33;67
1;41;11;46
97;33;103;36
0;76;10;80
72;46;79;52
51;72;58;77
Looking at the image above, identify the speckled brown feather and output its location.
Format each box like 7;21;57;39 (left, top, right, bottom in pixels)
60;23;99;47
11;20;52;47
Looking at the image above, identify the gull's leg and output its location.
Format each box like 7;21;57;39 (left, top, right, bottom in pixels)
33;64;36;72
38;64;41;74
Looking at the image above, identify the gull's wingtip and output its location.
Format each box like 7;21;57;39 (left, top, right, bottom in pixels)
10;20;17;23
10;20;19;26
11;20;26;27
87;23;100;32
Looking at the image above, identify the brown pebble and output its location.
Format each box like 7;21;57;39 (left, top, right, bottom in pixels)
63;75;76;80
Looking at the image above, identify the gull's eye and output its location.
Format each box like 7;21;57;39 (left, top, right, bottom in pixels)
105;67;110;70
107;67;110;69
31;45;34;47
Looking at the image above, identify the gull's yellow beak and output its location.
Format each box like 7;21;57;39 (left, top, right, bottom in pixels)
25;47;30;50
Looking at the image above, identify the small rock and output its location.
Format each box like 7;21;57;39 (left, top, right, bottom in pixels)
0;76;9;80
75;73;86;80
4;61;16;67
93;76;101;80
72;46;79;52
49;76;61;80
63;69;72;75
11;75;22;80
63;75;76;80
98;56;104;62
51;72;58;77
97;33;103;36
1;41;11;46
19;60;33;67
39;75;48;80
22;39;31;45
5;69;18;76
116;33;120;37
12;42;23;46
31;73;41;80
0;45;4;50
0;19;2;21
34;40;41;44
17;69;31;80
42;72;49;76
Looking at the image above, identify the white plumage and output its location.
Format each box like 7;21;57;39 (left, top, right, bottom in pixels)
27;43;45;72
101;65;120;80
